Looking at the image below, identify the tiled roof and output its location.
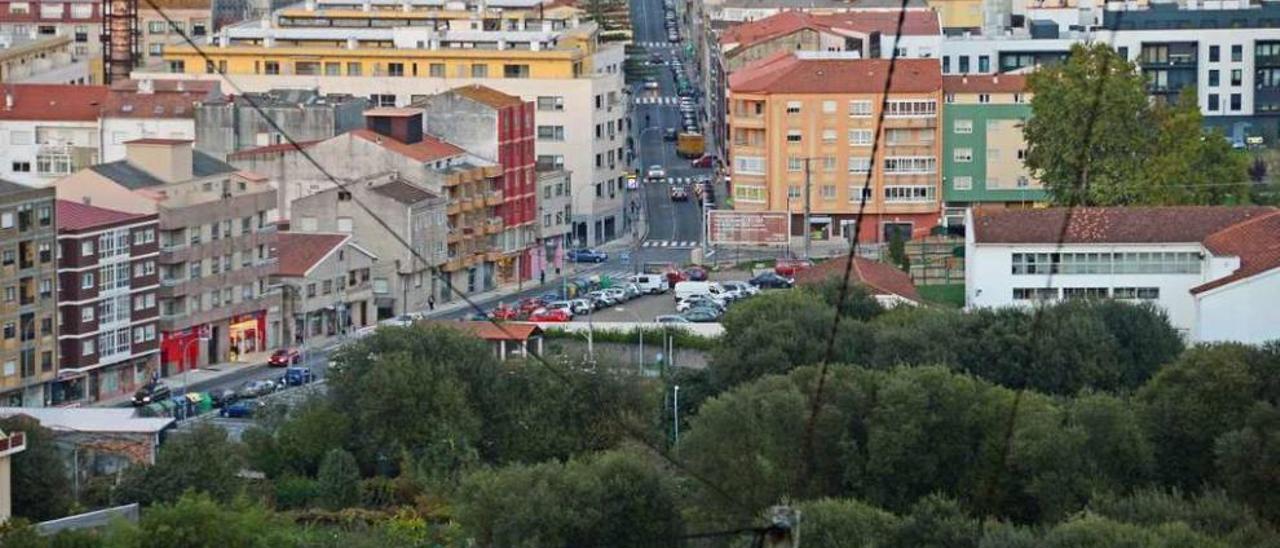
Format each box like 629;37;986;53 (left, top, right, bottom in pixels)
56;200;151;232
0;179;33;196
794;256;920;302
275;233;349;277
721;10;939;49
729;53;942;94
89;150;238;189
450;84;524;108
370;178;437;204
1191;211;1280;295
350;129;465;163
103;82;218;119
942;74;1029;94
226;140;321;160
0;84;108;122
971;206;1277;244
436;320;543;342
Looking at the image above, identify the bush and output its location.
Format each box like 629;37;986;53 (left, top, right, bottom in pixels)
359;477;397;509
274;475;322;511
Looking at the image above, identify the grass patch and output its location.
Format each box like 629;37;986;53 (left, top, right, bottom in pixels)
918;284;965;308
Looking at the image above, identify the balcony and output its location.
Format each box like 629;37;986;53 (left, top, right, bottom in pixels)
447;230;464;244
469;195;486;210
485;191;504;206
447;200;462;215
443;257;465;271
883;116;937;128
485;250;505;262
484;217;504;235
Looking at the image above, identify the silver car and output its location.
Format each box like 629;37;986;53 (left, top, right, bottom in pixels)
604;287;629;303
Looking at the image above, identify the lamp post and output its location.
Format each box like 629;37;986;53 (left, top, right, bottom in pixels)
673;384;680;445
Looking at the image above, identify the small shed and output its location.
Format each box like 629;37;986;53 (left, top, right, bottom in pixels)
437;321;545;361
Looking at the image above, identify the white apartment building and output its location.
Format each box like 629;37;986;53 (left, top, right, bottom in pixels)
965;206;1280;344
0;83;104;186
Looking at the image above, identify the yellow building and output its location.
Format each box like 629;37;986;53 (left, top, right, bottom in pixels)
728;52;943;243
139;0;213;71
928;0;983;31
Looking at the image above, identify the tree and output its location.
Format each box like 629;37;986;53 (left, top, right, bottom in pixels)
0;416;72;521
456;451;683;547
103;492;296;548
890;495;982;548
1139;90;1248;205
1086;488;1280;546
797;498;901;547
1215;403;1280;523
888;231;910;272
1025;43;1153;206
317;449;361;510
112;423;244;506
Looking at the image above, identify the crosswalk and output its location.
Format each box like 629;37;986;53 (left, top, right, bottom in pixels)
634;96;680;106
658;176;700;185
641;240;699;248
636;41;673;48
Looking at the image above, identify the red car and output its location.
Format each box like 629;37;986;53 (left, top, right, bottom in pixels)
489;305;519;321
683;265;708;281
529;308;571;322
775;259;813;277
691;155;716;168
517;298;547;317
268;348;300;367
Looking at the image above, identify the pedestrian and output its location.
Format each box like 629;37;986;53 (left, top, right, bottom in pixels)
428;296;435;311
540;270;547;285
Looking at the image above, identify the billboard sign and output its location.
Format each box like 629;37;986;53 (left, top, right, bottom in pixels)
707;211;789;246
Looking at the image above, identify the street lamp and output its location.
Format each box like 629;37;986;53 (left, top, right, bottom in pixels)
613;306;645;373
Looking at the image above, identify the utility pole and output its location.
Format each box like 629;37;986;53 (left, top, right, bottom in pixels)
673;384;680;445
802;158;811;260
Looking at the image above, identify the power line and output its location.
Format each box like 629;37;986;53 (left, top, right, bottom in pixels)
139;0;756;517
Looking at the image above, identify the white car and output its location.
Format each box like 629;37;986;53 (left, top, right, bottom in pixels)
569;299;593;315
676;295;726;313
644;80;659;90
546;301;576;319
721;280;759;297
647;165;667;179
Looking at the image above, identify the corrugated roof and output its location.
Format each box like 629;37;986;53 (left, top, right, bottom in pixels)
729;53;942;94
1191;211;1280;294
0;84;108;121
794;256;920;302
971;206;1277;244
350;129;465;163
275;233;349;277
942;74;1029;94
721;10;940;50
450;84;525;108
56;200;150;232
370;178;436;204
0;407;174;434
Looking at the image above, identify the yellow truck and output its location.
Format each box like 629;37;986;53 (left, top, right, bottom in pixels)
676;132;705;158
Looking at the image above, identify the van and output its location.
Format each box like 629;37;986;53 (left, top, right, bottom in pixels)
628;274;669;294
673;281;727;302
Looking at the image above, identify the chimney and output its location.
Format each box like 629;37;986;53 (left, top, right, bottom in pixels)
364;108;424;144
124;139;195;183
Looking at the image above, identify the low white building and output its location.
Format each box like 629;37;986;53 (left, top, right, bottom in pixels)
0;84;105;186
965;206;1280;344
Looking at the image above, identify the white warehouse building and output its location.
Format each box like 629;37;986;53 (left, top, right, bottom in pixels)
964;206;1280;344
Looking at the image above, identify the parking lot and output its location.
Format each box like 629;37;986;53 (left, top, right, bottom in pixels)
571;269;761;323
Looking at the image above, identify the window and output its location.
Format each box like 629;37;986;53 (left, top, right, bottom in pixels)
847;156;871;174
503;64;530;78
471;64;488;78
820;185;836;199
978;55;990;73
733;155;765;175
883;185;935;202
953;119;973;134
81;272;94;289
1208;93;1220;111
953;148;973;162
953;176;973;190
346;62;362;76
1013;288;1059;301
82;339;94;357
820;129;838;144
785;101;802;114
787;186;801;199
1113;287;1160;300
978;94;990;104
148;21;166;33
3;287;12;301
1209;45;1220;62
337;218;353;233
11;162;30;173
537;155;564;171
1208;70;1220;87
849;100;872;117
848;129;873;146
81;306;94;322
820;156;837;172
1230;93;1242;111
537;125;565;141
884;100;937;117
821;100;836;114
1230;69;1242;86
10;131;32;145
848;185;872;202
537;96;564;111
943;56;951;73
1011;251;1200;275
1063;287;1109;300
263;61;280;75
385;62;405;77
1231;45;1242;62
787;157;804;172
295;61;320;75
883;157;936;174
786;130;802;143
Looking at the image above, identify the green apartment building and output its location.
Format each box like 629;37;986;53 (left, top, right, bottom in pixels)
941;75;1047;228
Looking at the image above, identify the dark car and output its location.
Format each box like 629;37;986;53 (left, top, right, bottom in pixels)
567;248;608;263
682;309;720;322
219;399;264;419
208;388;238;408
750;272;795;289
682;265;708;281
670;186;689;201
268;348;301;367
131;382;171;407
284;367;314;387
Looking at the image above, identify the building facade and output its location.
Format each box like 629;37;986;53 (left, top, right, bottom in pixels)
728;53;943;242
0;84;106;187
138;0;212;71
0;181;56;407
273;232;375;348
52;138;281;375
153;1;629;245
100;79;222;162
718;10;943;73
0;0;102;59
536;169;571;278
0;34;91;84
55;200;159;404
940;74;1044;227
194;89;368;160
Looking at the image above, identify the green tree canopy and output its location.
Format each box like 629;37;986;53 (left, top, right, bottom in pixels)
112;423;244;507
0;416;72;521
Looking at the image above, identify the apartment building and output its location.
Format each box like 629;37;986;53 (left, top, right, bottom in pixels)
416;85;538;284
709;0;930;24
965;206;1280;344
718;10;943;73
52;139;280;375
0;83;106;186
274;232;376;348
138;0;211;70
290;172;447;318
0;34;91;84
941;74;1044;227
100;79;221;162
0;0;101;59
55;200;159;404
194;89;368;160
0;181;56;407
152;0;629;245
727;53;943;242
536;169;571;277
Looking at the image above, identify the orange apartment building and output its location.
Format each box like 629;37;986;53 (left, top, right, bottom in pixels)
727;52;943;243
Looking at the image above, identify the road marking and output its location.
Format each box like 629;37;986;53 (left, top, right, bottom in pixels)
641;240;698;249
633;96;679;105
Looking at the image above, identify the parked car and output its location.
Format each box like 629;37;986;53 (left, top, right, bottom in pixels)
670;186;689;201
647;164;667;179
268;348;301;367
650;54;664;64
546;301;576;318
131;382;171;407
208;388;238;408
673;280;727;302
569;299;594;315
775;259;813;277
220;399;265;419
623;283;643;300
643;79;659;90
283;366;314;387
627;274;669;294
604;287;629;303
237;379;277;399
691;155;716;168
677;297;725;314
588;290;618;307
721;280;760;297
682;309;720;323
529;308;572;322
567;248;609;263
682;265;709;281
655;315;691;324
517;297;549;316
750;272;795;289
380;315;415;327
489;304;520;321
